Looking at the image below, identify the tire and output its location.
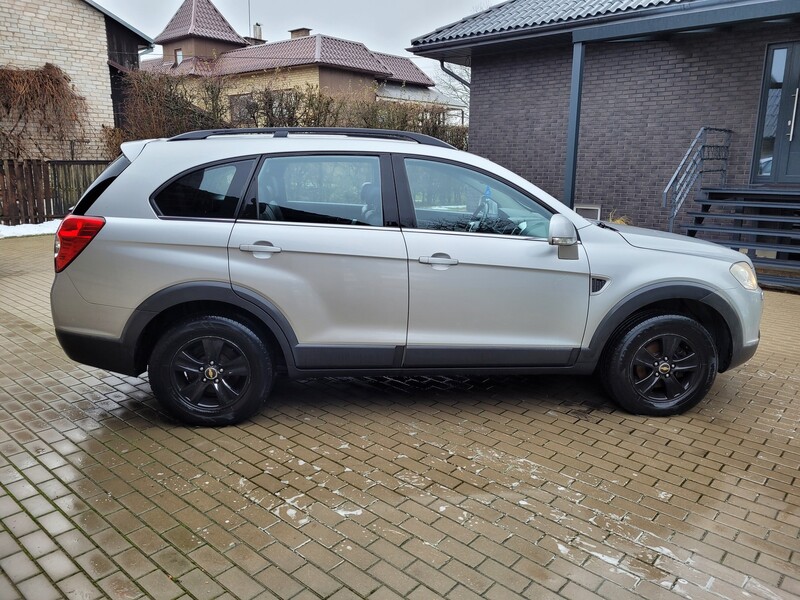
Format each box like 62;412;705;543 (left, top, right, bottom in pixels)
148;315;273;426
601;314;717;416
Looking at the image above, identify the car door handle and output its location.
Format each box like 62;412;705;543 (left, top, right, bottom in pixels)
419;255;458;266
239;243;282;253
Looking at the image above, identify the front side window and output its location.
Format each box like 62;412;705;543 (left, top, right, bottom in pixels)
404;158;552;238
152;160;255;219
243;155;383;226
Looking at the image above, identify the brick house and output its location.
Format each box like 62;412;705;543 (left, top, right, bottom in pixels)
0;0;153;159
141;0;461;122
411;0;800;287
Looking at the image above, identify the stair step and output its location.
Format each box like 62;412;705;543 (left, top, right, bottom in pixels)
687;211;800;224
756;274;800;289
752;258;800;272
696;199;800;210
684;225;800;239
693;240;800;254
704;187;800;200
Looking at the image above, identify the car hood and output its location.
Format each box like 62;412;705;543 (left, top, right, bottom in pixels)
607;222;747;263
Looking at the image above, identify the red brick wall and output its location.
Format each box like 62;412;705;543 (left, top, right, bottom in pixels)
469;22;800;230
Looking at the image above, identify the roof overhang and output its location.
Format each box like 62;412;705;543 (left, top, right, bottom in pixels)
409;0;800;65
575;0;800;41
81;0;154;50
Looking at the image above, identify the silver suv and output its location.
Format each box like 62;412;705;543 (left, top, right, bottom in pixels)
51;128;763;425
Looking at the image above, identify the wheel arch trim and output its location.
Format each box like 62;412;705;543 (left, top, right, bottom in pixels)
125;281;298;373
578;282;742;370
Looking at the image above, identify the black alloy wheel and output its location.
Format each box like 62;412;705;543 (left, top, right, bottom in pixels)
169;336;251;411
602;314;717;416
149;315;273;425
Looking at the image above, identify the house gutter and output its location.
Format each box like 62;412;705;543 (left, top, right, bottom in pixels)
409;0;799;58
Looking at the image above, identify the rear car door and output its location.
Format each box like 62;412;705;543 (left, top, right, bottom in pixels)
228;153;408;369
395;156;591;368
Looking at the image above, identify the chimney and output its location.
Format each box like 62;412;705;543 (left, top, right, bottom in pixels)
289;27;312;39
253;23;262;40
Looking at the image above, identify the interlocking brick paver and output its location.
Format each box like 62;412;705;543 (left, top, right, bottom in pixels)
2;234;800;599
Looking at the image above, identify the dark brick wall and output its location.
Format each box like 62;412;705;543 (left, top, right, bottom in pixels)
470;23;800;230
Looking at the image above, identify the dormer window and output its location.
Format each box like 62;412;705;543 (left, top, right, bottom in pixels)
175;49;183;65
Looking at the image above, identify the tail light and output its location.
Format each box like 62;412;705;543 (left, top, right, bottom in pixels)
54;215;105;273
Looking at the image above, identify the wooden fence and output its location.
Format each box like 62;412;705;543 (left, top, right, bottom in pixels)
0;159;108;225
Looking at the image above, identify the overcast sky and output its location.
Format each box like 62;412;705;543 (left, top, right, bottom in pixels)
91;0;485;77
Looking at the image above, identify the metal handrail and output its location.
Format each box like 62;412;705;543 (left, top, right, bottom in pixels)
663;127;732;232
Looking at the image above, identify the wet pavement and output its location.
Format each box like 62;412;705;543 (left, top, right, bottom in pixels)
0;234;798;600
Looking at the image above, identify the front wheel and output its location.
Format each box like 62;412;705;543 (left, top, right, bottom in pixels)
602;315;717;416
148;315;273;426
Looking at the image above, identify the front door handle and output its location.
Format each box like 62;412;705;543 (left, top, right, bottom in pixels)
419;255;458;266
239;243;282;254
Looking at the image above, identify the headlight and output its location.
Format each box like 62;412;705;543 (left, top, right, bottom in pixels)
730;262;758;290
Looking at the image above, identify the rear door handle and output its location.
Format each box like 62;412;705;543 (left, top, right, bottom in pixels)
419;255;458;266
239;243;282;253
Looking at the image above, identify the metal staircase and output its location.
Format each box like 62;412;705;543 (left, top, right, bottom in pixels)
665;128;800;290
685;188;800;290
663;127;732;233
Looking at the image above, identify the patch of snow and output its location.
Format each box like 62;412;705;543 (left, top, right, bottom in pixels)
336;508;363;517
0;219;60;239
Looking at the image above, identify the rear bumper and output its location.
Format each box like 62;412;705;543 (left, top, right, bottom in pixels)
55;329;141;376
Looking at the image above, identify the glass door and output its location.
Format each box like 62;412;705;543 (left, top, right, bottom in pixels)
755;43;800;184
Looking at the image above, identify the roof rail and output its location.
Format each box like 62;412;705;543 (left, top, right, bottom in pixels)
167;127;455;149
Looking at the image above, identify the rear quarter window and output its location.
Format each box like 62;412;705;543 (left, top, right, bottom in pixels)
72;155;130;216
152;159;256;219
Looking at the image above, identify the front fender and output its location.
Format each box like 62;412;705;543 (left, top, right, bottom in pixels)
576;282;742;371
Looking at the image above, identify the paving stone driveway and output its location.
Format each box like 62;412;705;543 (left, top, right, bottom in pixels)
0;234;798;600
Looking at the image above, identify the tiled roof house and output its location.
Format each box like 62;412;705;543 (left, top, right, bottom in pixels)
410;0;800;287
141;0;450;116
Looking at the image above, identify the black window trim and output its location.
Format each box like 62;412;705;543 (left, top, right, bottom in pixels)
391;154;556;234
237;151;400;228
149;155;260;221
72;155;131;216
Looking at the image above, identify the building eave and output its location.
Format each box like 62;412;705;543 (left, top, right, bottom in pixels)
80;0;154;49
409;0;800;61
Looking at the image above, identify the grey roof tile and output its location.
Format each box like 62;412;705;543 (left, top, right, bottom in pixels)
154;0;247;45
412;0;685;46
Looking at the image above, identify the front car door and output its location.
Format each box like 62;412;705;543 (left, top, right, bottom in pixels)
394;156;591;368
228;153;408;369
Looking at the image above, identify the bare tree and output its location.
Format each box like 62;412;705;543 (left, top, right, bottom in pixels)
429;2;493;121
433;63;471;117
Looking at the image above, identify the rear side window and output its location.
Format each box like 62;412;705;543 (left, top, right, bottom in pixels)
242;155;383;226
72;155;131;215
152;160;255;219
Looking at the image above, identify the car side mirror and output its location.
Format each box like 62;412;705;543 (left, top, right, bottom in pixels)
548;214;577;246
548;214;579;260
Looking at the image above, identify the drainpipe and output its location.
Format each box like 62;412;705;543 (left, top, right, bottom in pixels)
439;60;470;89
563;42;584;209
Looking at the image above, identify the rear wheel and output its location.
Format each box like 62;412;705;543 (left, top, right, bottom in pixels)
148;315;273;426
602;314;717;416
